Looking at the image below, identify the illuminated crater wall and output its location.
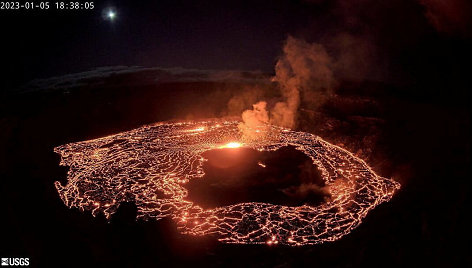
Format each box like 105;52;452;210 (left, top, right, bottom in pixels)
54;119;400;246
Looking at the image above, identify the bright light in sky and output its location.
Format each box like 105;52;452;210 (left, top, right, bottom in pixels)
107;11;116;20
103;7;117;22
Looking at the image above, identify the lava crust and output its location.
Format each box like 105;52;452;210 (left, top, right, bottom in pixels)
54;119;400;245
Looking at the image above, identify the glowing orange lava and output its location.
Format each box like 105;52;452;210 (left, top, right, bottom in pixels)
54;119;400;246
220;142;243;149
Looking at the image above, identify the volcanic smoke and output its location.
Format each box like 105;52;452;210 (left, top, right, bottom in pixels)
239;36;336;135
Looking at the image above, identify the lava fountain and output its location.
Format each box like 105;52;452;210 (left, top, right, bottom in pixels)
220;142;243;149
54;119;400;246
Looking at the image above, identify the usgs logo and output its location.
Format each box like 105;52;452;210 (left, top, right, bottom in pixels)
1;258;29;266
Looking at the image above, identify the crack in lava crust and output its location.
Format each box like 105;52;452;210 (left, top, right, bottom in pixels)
54;119;400;246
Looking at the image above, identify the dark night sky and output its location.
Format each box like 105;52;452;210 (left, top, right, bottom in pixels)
1;0;324;89
1;0;471;100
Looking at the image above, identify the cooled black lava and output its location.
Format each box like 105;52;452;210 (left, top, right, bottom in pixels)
185;146;329;208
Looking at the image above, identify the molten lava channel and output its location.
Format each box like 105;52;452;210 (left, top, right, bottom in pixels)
54;119;400;246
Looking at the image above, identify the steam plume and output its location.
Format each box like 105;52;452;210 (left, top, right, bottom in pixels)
239;36;336;133
238;101;269;140
419;0;472;36
272;36;335;128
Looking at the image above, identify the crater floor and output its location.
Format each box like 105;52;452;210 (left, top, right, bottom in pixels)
54;119;400;245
